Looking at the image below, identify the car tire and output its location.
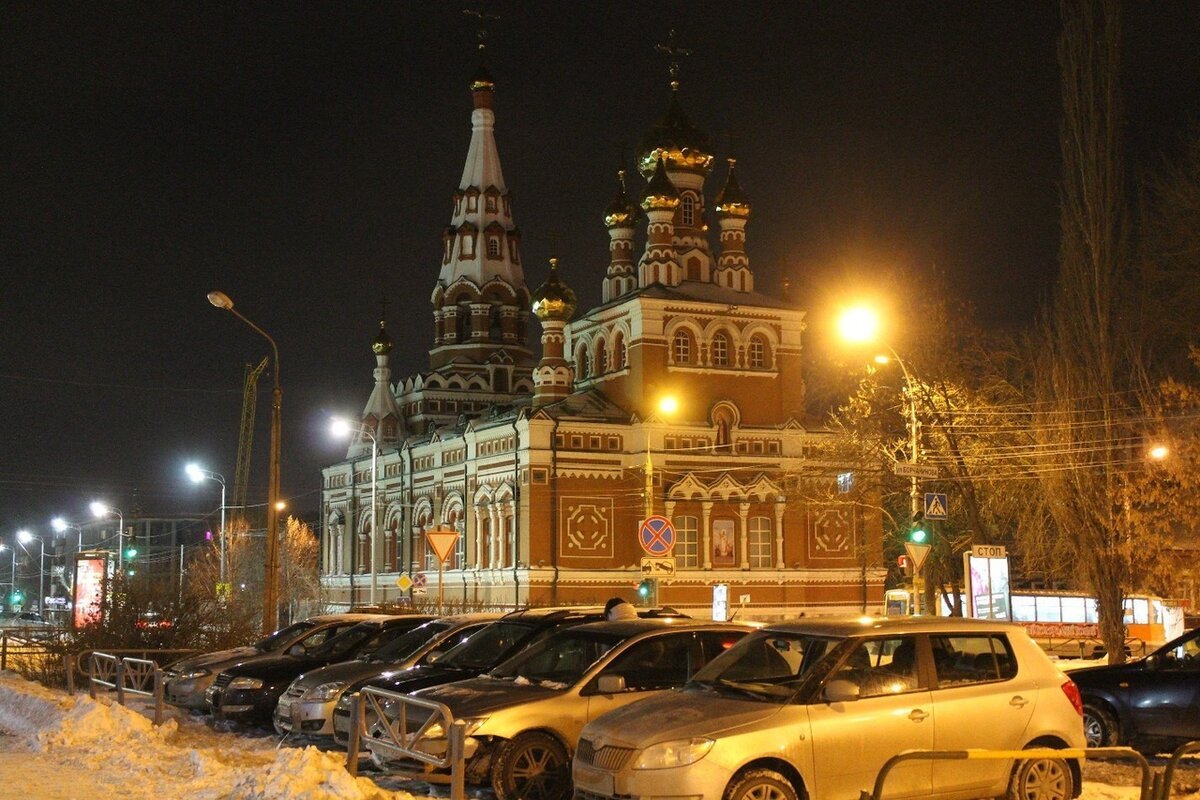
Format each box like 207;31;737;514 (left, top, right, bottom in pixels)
1007;751;1075;800
1083;703;1119;747
491;731;571;800
723;767;800;800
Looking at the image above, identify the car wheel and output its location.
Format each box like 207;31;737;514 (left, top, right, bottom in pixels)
1082;703;1119;747
491;731;571;800
723;768;799;800
1007;752;1074;800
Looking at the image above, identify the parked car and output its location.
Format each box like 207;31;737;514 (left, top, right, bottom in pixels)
367;618;750;800
574;617;1085;800
164;613;388;711
206;614;427;725
331;605;684;746
1071;624;1200;752
274;613;499;736
0;611;53;628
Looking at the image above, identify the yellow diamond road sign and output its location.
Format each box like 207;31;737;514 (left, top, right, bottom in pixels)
396;574;413;591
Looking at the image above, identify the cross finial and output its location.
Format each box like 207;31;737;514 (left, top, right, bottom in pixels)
464;5;500;53
377;294;389;326
655;29;692;91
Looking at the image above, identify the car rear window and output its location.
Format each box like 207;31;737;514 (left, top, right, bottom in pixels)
930;634;1016;687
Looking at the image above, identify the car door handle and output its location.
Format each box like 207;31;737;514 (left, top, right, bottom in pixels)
1010;696;1029;709
908;709;929;722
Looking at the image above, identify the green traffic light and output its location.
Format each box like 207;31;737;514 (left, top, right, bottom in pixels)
638;580;650;598
909;527;928;544
126;547;138;558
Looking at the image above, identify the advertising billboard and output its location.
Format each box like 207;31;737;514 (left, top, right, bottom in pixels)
964;546;1012;621
72;552;109;629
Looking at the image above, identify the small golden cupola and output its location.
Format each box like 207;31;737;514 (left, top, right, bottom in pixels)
604;170;641;229
603;170;641;303
714;158;754;293
714;158;751;219
371;318;394;355
531;257;577;322
640;155;681;212
532;258;577;406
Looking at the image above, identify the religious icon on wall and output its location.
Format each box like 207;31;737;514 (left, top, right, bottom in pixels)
712;519;736;566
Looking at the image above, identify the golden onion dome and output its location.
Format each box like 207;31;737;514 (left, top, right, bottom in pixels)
640;155;681;212
714;158;751;218
531;258;577;321
604;170;641;229
636;91;714;179
371;319;393;355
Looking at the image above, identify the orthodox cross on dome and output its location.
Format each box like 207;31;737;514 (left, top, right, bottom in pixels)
464;5;500;53
655;29;692;91
377;294;389;322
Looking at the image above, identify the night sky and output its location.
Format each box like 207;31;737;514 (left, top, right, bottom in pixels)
4;2;1198;533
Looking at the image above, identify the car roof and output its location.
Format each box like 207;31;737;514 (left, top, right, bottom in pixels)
433;612;504;624
761;615;1027;638
307;613;400;623
566;618;750;637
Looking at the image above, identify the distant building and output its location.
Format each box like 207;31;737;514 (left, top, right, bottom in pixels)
320;51;885;617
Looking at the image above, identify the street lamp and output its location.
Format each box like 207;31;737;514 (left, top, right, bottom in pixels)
187;463;228;584
51;517;84;552
332;417;379;605
208;289;282;635
89;501;125;570
17;529;46;614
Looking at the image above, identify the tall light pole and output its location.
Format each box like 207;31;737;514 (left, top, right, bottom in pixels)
187;463;228;584
331;417;379;605
644;396;680;520
89;502;125;570
208;289;282;634
17;530;46;614
51;517;84;552
0;544;15;603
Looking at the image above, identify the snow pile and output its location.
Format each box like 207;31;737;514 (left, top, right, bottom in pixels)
0;671;419;799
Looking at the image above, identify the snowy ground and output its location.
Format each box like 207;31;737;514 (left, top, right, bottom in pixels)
0;671;1195;799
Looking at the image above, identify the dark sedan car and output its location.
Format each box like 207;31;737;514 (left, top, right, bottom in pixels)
1071;625;1200;752
206;614;431;725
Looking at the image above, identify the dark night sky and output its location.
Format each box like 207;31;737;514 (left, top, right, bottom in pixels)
3;2;1198;533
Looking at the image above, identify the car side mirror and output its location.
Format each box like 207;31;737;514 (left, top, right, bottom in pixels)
288;644;306;657
823;678;861;703
596;674;626;694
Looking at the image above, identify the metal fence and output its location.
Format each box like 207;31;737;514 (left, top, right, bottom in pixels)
344;686;466;800
87;651;167;725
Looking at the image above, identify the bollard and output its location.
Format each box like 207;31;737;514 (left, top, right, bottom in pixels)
345;695;361;776
115;658;126;707
65;653;75;696
1;631;6;672
449;719;467;800
152;668;164;726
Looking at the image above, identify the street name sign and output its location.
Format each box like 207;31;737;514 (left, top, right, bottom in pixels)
894;462;939;479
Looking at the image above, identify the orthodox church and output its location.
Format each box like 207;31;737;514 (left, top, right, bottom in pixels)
319;49;885;617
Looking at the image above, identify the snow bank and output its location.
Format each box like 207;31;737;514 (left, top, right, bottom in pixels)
0;671;418;799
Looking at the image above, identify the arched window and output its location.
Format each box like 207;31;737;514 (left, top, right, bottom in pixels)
594;339;608;375
749;334;768;368
490;305;503;340
612;333;626;370
749;516;773;568
672;330;692;364
457;302;471;342
674;515;699;568
462;233;475;258
681;194;696;227
575;344;590;379
487;236;501;258
711;332;729;366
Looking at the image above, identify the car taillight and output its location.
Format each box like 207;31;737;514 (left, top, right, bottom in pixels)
1061;679;1083;716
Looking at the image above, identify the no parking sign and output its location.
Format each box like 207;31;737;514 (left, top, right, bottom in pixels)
638;515;676;556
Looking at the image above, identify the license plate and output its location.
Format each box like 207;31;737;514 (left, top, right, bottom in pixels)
573;764;614;796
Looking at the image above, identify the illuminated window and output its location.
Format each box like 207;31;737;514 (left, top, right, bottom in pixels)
711;332;729;366
749;335;766;368
681;194;696;227
672;330;692;363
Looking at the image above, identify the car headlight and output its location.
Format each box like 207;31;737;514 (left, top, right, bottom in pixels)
305;681;348;702
228;677;264;690
424;717;488;740
174;668;210;681
633;737;715;770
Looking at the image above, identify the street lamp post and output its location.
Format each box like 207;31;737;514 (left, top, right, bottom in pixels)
51;517;84;552
331;417;379;605
89;502;125;570
0;544;15;602
187;464;228;584
17;530;46;614
208;290;282;635
644;396;680;520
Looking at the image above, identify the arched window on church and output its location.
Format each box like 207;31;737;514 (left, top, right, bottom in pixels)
711;331;730;367
749;517;773;568
487;236;501;259
748;334;769;369
461;232;475;258
714;406;734;451
457;302;472;343
672;330;693;364
490;305;503;341
681;193;696;227
612;332;626;370
594;339;608;375
575;343;590;379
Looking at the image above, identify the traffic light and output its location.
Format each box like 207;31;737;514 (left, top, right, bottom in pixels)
908;520;928;545
125;545;138;559
9;590;24;606
637;579;652;599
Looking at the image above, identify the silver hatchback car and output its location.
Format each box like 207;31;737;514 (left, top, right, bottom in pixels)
574;617;1085;800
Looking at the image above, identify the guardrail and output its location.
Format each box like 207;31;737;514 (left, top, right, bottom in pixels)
344;686;466;800
859;744;1200;800
87;652;166;725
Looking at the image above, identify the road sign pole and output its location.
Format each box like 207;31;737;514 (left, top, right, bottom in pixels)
437;561;444;616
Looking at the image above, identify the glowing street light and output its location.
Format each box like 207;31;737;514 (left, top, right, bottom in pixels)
645;395;680;520
187;463;228;585
51;517;84;552
1148;444;1169;461
837;305;881;344
331;416;379;604
90;501;125;570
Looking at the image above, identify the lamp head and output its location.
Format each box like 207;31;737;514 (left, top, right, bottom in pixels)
657;396;679;416
51;517;68;533
330;417;353;438
17;529;33;545
1149;444;1169;461
207;290;234;310
837;305;881;344
185;463;205;483
89;501;108;519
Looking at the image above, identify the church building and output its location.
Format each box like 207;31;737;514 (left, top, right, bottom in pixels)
319;49;885;617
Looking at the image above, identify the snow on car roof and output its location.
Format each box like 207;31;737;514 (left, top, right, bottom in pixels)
762;615;1026;638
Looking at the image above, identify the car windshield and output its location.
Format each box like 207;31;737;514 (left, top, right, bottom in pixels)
367;620;451;662
255;620;315;652
688;631;841;702
437;621;536;670
308;622;380;660
490;629;623;685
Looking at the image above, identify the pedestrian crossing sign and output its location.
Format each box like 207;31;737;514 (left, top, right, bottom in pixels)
924;492;948;520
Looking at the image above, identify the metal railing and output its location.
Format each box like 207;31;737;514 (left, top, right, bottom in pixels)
87;651;167;725
344;686;466;800
859;743;1200;800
